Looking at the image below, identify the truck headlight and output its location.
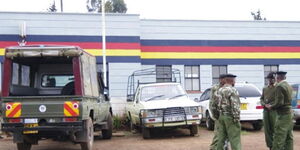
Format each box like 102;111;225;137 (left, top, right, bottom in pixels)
185;107;201;114
141;109;163;118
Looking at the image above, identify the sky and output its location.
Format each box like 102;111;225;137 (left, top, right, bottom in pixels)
0;0;300;21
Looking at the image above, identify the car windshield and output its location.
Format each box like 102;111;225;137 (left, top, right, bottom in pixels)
140;84;186;101
235;85;261;98
292;85;300;99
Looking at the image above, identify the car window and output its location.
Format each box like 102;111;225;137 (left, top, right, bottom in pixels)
42;75;74;87
236;85;261;97
205;90;211;100
292;85;300;99
199;90;208;101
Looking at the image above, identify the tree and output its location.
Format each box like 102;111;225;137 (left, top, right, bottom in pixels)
251;10;266;20
48;0;57;12
86;0;127;13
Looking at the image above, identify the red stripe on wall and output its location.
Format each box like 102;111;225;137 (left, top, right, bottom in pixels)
0;42;140;49
141;46;300;52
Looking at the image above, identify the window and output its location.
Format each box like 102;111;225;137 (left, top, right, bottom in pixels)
199;89;211;101
235;85;261;97
264;65;278;85
212;65;227;84
41;75;74;87
156;65;172;82
185;65;200;91
12;63;31;86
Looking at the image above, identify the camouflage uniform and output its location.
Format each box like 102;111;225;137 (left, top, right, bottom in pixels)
209;84;221;150
271;80;293;150
216;84;241;150
260;84;277;148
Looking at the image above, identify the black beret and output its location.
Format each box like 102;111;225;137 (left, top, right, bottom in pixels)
224;74;237;78
276;71;287;75
266;72;275;79
219;74;227;79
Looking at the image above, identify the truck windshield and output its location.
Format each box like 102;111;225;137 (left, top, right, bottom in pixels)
140;84;186;101
42;75;74;87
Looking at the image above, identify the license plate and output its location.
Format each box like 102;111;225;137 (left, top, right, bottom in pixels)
164;116;185;122
23;123;38;134
24;118;38;124
240;103;248;110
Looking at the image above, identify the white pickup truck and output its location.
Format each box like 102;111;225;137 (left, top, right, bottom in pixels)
125;82;202;139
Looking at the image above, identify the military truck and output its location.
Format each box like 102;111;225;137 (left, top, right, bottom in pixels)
1;45;113;150
125;68;202;139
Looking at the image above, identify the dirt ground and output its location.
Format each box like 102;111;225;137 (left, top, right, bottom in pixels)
0;125;300;150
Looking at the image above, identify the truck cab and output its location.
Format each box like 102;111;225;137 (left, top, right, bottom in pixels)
1;45;113;150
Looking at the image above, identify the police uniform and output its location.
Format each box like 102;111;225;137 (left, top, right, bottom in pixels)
270;71;293;150
216;74;241;150
209;74;226;150
260;72;277;149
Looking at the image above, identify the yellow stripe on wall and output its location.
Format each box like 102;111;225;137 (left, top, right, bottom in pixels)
141;52;300;59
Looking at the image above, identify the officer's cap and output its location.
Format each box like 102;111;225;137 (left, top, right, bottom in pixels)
219;74;227;79
224;74;237;78
276;71;287;75
266;72;275;79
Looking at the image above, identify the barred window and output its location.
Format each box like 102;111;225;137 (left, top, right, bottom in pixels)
264;65;278;85
212;65;227;85
185;66;200;91
156;65;172;82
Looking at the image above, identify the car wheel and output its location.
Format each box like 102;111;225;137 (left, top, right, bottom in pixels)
142;127;151;139
80;117;94;150
17;142;32;150
102;113;113;139
252;121;263;131
206;111;215;131
189;125;199;136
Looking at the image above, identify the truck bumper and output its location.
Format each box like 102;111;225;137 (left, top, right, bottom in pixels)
1;122;83;132
143;119;200;128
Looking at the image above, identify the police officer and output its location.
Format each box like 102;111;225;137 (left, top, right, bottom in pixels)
265;71;293;150
260;72;277;150
209;74;226;150
216;74;241;150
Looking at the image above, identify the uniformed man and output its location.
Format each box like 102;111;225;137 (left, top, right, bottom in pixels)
216;74;241;150
260;72;277;150
209;74;226;150
265;71;293;150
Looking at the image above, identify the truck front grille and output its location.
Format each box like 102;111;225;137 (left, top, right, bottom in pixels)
164;107;185;116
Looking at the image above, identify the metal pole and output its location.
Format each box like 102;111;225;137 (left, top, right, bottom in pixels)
102;0;107;87
60;0;63;12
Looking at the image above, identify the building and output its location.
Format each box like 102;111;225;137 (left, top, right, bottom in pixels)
1;12;300;114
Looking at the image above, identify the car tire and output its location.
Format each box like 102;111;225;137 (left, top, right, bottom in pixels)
80;117;94;150
102;113;113;139
17;142;32;150
206;111;215;131
189;125;198;136
142;127;151;139
252;121;263;131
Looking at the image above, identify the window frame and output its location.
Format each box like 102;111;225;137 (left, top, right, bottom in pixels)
212;65;227;85
184;65;200;91
264;65;279;85
11;62;31;87
156;65;172;83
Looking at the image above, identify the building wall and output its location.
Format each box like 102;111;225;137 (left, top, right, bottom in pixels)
1;12;300;114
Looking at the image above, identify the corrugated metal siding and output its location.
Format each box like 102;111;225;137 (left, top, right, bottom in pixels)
279;65;300;85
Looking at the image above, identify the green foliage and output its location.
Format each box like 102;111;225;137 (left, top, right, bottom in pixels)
86;0;127;13
113;115;127;130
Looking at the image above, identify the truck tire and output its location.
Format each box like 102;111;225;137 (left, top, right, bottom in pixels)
253;121;263;131
190;125;198;136
17;142;32;150
206;111;215;131
142;127;151;139
80;118;94;150
102;113;113;139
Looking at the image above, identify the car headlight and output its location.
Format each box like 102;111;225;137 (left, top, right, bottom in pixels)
185;107;201;114
141;109;163;118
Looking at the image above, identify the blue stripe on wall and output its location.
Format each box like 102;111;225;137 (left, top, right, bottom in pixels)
0;35;140;43
96;56;140;63
141;40;300;47
141;59;300;65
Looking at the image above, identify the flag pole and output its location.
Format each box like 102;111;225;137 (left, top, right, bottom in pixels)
101;0;107;87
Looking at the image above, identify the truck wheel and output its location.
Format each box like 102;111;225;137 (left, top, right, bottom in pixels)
142;127;151;139
80;118;94;150
17;142;32;150
190;125;198;136
206;112;215;131
253;121;263;130
102;113;113;139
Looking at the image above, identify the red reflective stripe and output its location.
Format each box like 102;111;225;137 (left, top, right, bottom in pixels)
141;46;300;52
73;57;82;96
2;58;12;97
64;103;78;116
7;104;21;117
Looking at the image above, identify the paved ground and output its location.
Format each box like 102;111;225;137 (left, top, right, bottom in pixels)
1;125;300;150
